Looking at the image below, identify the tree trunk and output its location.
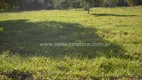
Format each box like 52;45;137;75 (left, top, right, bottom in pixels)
87;3;90;14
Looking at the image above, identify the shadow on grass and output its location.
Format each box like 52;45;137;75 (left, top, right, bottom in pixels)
92;13;137;17
0;19;126;59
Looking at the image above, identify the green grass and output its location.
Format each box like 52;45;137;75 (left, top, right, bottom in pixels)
0;6;142;80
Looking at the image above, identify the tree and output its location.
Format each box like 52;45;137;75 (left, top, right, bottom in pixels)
81;0;98;14
102;0;119;7
68;0;82;8
60;0;70;9
126;0;137;6
44;0;53;10
0;0;6;11
0;0;18;12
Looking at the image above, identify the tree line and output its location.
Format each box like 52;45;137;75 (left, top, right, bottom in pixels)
0;0;142;12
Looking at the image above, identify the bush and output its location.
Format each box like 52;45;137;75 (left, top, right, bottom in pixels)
60;0;70;9
44;0;54;10
69;0;82;8
126;0;137;6
102;0;119;7
53;0;69;9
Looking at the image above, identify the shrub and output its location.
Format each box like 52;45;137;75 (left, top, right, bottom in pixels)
60;0;70;9
126;0;137;6
68;0;82;8
53;0;69;9
102;0;119;7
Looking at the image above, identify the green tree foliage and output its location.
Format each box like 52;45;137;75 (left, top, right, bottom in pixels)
53;0;68;9
102;0;119;7
44;0;53;10
60;0;70;9
81;0;100;14
0;0;18;12
68;0;82;8
0;0;141;12
0;0;6;11
126;0;137;6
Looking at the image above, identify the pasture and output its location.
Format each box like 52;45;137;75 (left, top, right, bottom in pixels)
0;6;142;79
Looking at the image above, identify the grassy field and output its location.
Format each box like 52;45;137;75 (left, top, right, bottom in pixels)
0;6;142;80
